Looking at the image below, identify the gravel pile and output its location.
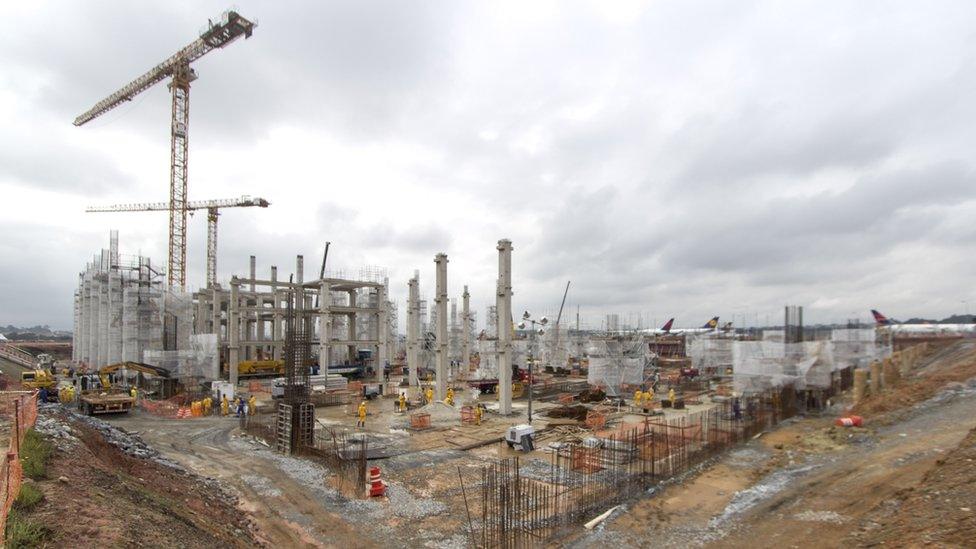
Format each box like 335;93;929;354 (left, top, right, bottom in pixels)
385;482;447;519
34;413;80;450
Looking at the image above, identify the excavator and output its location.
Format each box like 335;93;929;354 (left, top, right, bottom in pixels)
78;362;170;416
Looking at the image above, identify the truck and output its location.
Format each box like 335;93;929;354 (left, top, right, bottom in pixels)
78;392;135;416
238;359;285;376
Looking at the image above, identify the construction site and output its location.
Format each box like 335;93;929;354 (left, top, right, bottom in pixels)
1;5;975;549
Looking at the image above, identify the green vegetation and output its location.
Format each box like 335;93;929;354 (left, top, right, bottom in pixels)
5;511;50;548
20;430;52;480
13;483;43;510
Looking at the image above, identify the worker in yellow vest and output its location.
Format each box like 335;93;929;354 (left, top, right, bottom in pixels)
474;404;483;425
357;400;368;428
643;390;653;408
221;395;229;416
668;388;676;407
130;386;138;401
425;387;434;405
634;389;643;407
248;394;257;416
203;396;212;416
446;387;455;406
399;393;407;413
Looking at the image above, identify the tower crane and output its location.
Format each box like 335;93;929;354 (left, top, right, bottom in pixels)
87;196;270;289
74;10;256;290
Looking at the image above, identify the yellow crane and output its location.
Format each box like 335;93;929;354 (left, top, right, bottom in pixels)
87;196;270;288
74;10;256;290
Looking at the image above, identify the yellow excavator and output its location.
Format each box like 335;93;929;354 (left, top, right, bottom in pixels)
21;370;56;390
97;361;170;389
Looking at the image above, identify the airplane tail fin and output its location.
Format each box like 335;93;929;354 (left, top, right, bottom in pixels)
661;318;674;333
871;309;892;326
703;316;719;329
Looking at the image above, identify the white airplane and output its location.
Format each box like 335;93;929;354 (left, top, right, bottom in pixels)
642;316;721;336
871;309;976;334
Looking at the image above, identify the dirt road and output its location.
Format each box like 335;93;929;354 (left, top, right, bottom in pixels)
110;414;378;547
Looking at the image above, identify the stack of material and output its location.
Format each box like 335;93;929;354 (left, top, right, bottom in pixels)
309;374;348;393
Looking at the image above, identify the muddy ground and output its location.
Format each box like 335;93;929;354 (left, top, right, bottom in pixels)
575;340;976;548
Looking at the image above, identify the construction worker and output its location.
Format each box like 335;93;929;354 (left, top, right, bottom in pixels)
474;404;483;425
357;400;368;428
399;392;407;413
221;395;229;416
634;389;643;407
248;394;257;416
668;388;676;408
129;386;138;401
425;386;434;405
203;396;212;416
236;396;246;417
446;387;455;406
643;390;654;408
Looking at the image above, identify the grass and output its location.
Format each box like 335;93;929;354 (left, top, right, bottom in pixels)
13;483;43;510
20;430;52;480
5;510;50;548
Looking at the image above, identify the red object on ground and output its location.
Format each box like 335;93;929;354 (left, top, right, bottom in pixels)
835;415;864;427
368;466;387;497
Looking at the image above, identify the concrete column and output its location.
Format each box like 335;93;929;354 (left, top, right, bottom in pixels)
407;274;419;386
348;290;357;363
318;281;331;372
271;266;281;361
229;278;241;385
462;285;471;372
88;275;98;366
376;285;388;384
497;239;513;415
434;254;449;400
870;360;883;395
249;255;256;292
107;270;122;365
853;368;868;404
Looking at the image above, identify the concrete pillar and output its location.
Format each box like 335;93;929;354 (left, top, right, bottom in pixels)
407;274;419;386
229;278;241;386
348;290;357;363
497;239;513;415
249;255;256;292
883;357;900;387
318;281;331;372
462;285;471;373
107;270;122;365
210;289;221;379
377;285;388;384
88;275;98;366
434;253;449;400
870;360;883;395
853;368;868;404
271;266;281;361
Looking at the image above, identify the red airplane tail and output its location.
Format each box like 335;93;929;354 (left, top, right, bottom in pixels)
870;309;892;326
661;318;674;332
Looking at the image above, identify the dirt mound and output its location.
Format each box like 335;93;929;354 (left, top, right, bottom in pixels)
13;409;259;547
853;342;976;418
545;405;588;420
847;427;976;546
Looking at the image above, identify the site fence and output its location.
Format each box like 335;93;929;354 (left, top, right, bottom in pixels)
0;391;38;541
465;386;801;547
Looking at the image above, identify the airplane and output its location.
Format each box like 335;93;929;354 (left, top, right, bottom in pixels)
870;309;976;334
643;316;720;336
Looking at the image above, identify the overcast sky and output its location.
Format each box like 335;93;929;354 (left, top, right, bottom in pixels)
2;1;975;331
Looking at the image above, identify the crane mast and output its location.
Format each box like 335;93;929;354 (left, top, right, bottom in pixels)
86;196;269;288
74;10;255;290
